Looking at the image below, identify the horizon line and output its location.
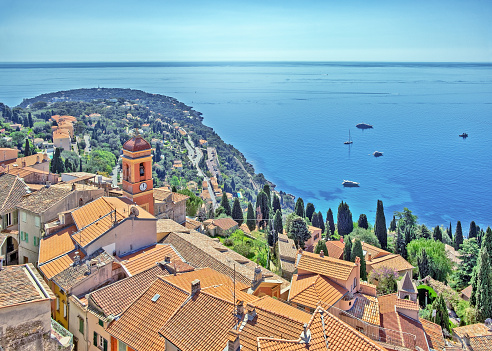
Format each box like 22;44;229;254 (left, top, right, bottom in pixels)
0;60;491;64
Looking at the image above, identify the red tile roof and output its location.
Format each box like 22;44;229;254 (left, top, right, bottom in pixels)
325;240;344;259
289;273;347;309
421;318;445;351
118;244;185;276
297;251;357;281
122;135;151;152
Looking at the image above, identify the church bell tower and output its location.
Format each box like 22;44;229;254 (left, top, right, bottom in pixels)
121;132;154;214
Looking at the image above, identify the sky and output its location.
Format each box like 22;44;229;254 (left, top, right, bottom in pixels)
0;0;491;62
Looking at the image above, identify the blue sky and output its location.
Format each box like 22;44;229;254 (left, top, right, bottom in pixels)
0;0;491;62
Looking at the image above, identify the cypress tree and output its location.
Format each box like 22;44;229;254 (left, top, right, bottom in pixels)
295;197;305;218
263;184;271;207
314;240;327;255
155;142;162;162
290;217;310;249
433;294;450;332
447;222;452;240
221;192;232;216
337;201;353;236
24;139;31;156
274;210;283;235
317;211;325;234
397;227;407;259
79;158;83;172
246;202;256;231
418;249;430;279
231;198;243;225
28;112;33;128
326;208;335;235
343;236;352;261
272;194;281;214
374;200;388;249
231;177;236;193
64;159;72;172
256;191;269;229
389;215;397;231
420;224;431;239
311;211;319;228
454;221;464;250
324;222;332;241
352;238;367;280
468;221;477;239
433;226;443;242
473;227;492;321
358;214;368;229
306;203;315;221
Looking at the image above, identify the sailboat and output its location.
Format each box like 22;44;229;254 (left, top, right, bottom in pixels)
344;130;353;145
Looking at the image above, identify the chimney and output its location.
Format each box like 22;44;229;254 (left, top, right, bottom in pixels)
355;256;361;265
72;183;76;191
191;279;201;295
300;323;311;344
367;253;372;262
340;236;344;243
164;255;171;263
73;251;80;265
319;250;324;258
227;330;240;351
236;301;244;315
247;306;257;321
46;181;51;188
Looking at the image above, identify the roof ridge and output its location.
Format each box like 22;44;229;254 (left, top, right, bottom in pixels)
1;175;21;210
305;252;356;267
289;274;318;299
247;300;307;325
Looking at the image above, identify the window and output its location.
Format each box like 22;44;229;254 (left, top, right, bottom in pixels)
79;317;84;335
6;212;12;226
13;210;18;225
56;297;60;311
33;236;38;247
118;340;128;351
98;319;104;327
21;211;27;222
356;326;364;333
97;335;108;351
139;163;145;177
20;231;24;241
35;216;40;227
63;302;67;318
353;277;357;290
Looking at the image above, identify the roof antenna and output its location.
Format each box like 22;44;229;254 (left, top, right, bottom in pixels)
233;263;237;323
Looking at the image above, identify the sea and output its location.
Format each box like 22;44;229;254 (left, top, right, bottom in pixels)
1;62;491;231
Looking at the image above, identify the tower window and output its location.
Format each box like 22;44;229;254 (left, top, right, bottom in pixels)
140;163;145;177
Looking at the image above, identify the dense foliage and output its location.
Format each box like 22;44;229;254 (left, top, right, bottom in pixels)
407;239;452;282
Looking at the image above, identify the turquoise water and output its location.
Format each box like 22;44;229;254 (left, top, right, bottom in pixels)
0;62;491;230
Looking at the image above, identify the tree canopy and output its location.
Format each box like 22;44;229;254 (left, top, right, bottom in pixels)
358;214;368;229
231;197;243;225
295;197;305;218
337;201;353;236
407;239;452;282
374;200;387;249
306;203;315;221
288;215;310;249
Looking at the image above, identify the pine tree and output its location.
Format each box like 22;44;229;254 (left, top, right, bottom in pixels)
454;238;479;290
246;203;256;231
317;211;325;234
468;221;477;239
337;201;353;236
220;192;231;216
274;210;283;235
433;294;450;332
352;238;367;280
454;221;464;250
24;139;31;156
420;224;431;239
343;236;352;261
272;194;281;214
231;198;243;225
295;197;305;218
417;249;430;279
374;200;387;249
326;208;335;235
433;226;443;242
473;227;492;321
306;203;315;221
358;214;368;229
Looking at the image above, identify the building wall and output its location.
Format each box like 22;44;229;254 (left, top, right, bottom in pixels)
53;284;69;329
30;161;50;172
155;199;187;224
110;336;136;351
0;148;18;163
70;263;116;297
84;218;157;258
69;296;88;351
165;339;180;351
0;298;52;338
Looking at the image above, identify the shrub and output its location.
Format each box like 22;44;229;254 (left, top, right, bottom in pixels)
223;238;234;246
369;267;399;295
233;243;252;259
417;285;437;307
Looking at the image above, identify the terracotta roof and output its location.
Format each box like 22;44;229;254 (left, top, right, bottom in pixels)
118;244;186;276
90;264;170;317
107;277;189;351
162;231;290;289
348;293;380;325
461;285;473;299
209;217;238;231
453;323;492;338
7;165;49;178
153;188;189;203
378;293;397;314
257;306;388;351
240;223;251;234
52;250;114;291
0;173;29;213
156;218;190;234
160;267;249;294
238;297;311;351
278;235;297;261
361;241;390;259
17;185;73;213
122;135;151;152
395;298;419;311
15;153;49;167
367;254;414;273
421;318;445;351
289;273;347;309
325;240;345;259
183;218;201;230
0;264;52;308
159;290;236;351
38;250;84;279
467;335;492;350
297;251;357;281
38;225;77;263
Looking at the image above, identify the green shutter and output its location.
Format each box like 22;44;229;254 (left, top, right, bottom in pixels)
19;231;23;241
13;210;18;225
25;232;28;243
99;319;104;327
93;332;98;346
103;338;108;351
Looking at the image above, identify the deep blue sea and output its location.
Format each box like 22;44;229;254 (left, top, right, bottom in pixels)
1;62;491;231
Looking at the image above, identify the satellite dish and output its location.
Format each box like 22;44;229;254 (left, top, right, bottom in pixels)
130;206;139;217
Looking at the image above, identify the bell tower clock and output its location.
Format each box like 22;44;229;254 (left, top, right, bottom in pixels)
121;132;154;214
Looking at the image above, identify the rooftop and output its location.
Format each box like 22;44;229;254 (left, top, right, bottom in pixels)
38;225;77;263
153;188;189;203
325;240;345;259
348;293;380;325
289;273;347;309
156;218;190;234
453;323;492;339
366;254;414;273
122;135;151;152
296;251;357;281
0;173;29;213
0;264;54;308
117;244;186;276
17;185;73;214
420;318;445;351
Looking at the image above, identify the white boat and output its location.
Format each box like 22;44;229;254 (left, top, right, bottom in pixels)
342;180;360;187
344;130;353;145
